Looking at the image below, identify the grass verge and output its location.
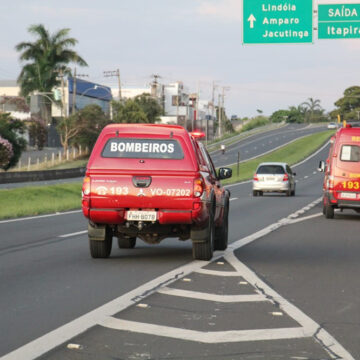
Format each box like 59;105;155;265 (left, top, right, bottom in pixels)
221;130;333;185
0;130;333;220
0;183;82;220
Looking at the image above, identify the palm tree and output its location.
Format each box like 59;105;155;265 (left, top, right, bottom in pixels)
301;97;322;123
15;24;87;122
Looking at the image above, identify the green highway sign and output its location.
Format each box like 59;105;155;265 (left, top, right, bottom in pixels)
318;4;360;39
243;0;313;44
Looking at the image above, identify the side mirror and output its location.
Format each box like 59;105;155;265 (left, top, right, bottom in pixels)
318;160;326;172
218;167;232;180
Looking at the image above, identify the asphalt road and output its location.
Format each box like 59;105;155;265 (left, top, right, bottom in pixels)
211;123;327;167
0;123;326;190
1;128;357;359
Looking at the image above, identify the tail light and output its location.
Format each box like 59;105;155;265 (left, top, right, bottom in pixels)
193;177;204;197
82;176;91;196
283;173;289;182
253;174;259;181
327;176;335;190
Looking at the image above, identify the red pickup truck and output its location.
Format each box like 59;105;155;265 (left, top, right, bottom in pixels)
82;124;232;260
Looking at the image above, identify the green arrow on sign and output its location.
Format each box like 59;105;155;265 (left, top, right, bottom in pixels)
243;0;313;44
318;4;360;39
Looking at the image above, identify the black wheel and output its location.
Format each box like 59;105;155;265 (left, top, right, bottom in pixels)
324;204;334;219
192;211;215;261
89;225;113;258
214;197;229;251
118;236;136;248
253;190;258;197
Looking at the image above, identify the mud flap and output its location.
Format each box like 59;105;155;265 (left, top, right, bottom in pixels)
88;223;106;241
190;226;209;243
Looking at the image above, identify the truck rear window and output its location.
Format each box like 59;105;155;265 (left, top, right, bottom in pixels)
102;138;184;159
340;145;360;162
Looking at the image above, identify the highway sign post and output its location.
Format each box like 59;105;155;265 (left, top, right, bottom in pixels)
318;4;360;39
243;0;313;44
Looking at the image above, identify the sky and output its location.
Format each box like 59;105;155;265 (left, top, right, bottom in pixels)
1;0;360;118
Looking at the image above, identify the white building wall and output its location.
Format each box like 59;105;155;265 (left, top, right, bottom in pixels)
120;88;151;100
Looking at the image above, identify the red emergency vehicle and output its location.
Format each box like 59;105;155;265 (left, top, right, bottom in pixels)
82;124;232;260
319;125;360;218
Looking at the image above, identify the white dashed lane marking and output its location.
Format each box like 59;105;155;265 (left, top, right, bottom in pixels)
59;230;87;238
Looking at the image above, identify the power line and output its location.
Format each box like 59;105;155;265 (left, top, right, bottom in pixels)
103;69;121;100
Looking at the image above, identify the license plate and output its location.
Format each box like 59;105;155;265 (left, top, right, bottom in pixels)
340;192;357;199
266;176;275;181
127;211;157;221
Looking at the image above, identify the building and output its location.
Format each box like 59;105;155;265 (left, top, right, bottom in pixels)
0;78;113;147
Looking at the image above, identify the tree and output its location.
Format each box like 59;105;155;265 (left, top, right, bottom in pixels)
333;86;360;121
269;109;290;123
28;115;47;150
57;104;110;152
301;97;323;122
287;106;305;123
71;105;110;150
0;113;27;170
15;24;87;122
112;99;148;124
134;93;163;123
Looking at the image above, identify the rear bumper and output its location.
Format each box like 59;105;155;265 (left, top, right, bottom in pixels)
324;191;360;208
82;201;208;226
253;181;289;192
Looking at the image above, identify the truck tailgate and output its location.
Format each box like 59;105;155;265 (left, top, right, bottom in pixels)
89;173;197;210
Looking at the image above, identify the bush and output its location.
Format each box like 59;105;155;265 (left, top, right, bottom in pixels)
0;136;13;169
241;116;269;132
0;113;27;170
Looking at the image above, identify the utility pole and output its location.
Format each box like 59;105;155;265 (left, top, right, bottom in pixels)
218;93;222;138
150;74;161;98
211;81;218;141
220;86;230;137
103;69;121;100
60;69;65;117
72;67;77;114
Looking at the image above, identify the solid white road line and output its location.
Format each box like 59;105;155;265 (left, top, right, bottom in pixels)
229;197;238;201
99;318;309;343
58;230;87;238
0;210;82;224
157;287;268;303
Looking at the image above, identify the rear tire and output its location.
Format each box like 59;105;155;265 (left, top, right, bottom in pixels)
118;236;136;249
214;197;229;251
324;204;335;219
192;212;215;261
89;225;113;258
